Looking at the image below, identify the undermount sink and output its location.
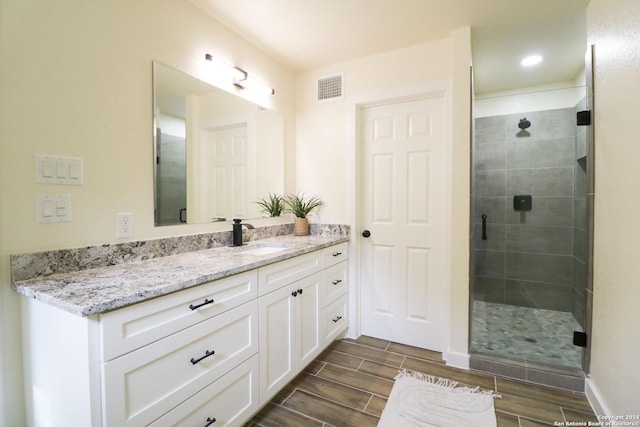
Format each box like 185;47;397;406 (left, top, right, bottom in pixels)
225;242;297;256
240;246;290;256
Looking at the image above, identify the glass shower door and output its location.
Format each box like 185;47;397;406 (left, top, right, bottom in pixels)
470;84;590;372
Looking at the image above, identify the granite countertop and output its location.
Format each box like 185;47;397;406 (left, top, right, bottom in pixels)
12;234;349;317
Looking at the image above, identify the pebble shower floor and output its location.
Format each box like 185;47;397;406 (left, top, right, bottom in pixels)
471;301;583;370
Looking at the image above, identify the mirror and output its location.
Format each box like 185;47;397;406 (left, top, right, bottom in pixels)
153;62;284;226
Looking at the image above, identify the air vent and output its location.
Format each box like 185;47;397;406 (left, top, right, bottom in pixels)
317;74;343;101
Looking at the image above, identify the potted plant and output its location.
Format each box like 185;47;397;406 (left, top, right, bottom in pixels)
284;193;323;236
256;193;285;217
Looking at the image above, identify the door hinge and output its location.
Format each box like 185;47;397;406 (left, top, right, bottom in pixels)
573;331;588;347
577;110;591;126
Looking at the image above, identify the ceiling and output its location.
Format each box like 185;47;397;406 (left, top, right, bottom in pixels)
190;0;589;95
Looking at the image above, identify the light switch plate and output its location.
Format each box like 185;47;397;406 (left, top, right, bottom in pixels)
35;154;83;185
36;194;71;223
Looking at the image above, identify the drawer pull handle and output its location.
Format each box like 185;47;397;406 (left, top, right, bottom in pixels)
332;251;342;257
191;349;215;365
204;417;216;426
189;298;214;310
332;279;342;285
332;316;343;323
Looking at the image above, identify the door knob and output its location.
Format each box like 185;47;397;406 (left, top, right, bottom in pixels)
362;230;371;238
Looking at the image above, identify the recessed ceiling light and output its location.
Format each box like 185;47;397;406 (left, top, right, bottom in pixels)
521;55;543;67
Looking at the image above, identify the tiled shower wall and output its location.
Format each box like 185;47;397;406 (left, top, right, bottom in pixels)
156;132;187;226
472;105;588;325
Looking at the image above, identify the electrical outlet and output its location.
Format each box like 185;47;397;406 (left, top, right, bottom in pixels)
116;213;134;238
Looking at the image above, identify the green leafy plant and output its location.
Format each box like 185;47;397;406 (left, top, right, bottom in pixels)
284;193;323;218
256;193;285;217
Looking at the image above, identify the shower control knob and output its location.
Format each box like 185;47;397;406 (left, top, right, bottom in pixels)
362;230;371;238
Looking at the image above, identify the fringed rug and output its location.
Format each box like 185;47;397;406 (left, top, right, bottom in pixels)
377;370;501;427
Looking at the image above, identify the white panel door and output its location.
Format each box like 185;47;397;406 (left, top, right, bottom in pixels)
202;124;248;220
360;96;447;351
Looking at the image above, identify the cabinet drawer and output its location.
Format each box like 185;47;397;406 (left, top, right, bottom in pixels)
321;261;348;307
258;251;321;295
103;300;258;427
100;270;257;361
321;294;348;346
149;354;259;427
322;242;348;268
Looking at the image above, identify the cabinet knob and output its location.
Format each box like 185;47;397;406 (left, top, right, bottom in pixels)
291;291;298;297
298;288;303;294
362;230;371;238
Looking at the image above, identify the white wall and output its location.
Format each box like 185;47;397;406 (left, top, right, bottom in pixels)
475;82;586;118
295;28;472;363
586;0;640;414
0;1;295;424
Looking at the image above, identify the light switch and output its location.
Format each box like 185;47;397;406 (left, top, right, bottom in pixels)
68;162;81;180
42;200;54;217
42;161;54;178
56;161;68;178
36;154;83;185
36;194;71;223
56;200;67;217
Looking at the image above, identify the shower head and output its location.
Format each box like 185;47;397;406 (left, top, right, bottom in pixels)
518;118;531;130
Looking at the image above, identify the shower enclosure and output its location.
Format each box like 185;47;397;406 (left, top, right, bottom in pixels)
469;83;593;388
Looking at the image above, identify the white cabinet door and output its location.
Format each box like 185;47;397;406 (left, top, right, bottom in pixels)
258;283;296;403
295;272;322;368
258;272;322;404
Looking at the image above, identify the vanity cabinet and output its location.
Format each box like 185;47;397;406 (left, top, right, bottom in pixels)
19;240;349;427
258;242;349;404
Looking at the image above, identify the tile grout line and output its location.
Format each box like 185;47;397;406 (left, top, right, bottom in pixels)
362;393;375;415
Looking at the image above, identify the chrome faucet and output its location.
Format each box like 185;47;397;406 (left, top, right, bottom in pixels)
232;218;254;246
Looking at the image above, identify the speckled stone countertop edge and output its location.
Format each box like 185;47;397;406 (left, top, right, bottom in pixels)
13;234;350;317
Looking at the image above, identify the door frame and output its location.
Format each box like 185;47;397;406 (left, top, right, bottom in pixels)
345;80;453;355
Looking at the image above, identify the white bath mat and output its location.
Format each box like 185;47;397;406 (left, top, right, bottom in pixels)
377;369;500;427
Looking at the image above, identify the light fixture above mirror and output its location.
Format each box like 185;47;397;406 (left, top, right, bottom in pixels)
204;53;275;95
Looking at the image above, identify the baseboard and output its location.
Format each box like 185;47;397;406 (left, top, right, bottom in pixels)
585;378;610;416
444;351;470;370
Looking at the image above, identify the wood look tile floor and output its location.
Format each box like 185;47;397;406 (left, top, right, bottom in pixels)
245;336;597;427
